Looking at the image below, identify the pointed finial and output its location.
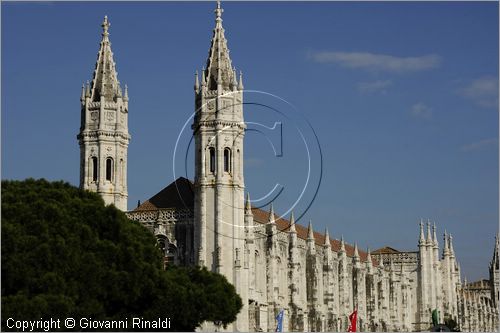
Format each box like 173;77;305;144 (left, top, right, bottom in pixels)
419;219;425;244
102;15;110;36
366;248;372;264
232;68;238;88
80;83;86;101
124;84;128;100
201;67;206;86
449;233;455;255
443;230;450;256
432;222;438;245
85;81;90;97
340;235;345;251
324;228;330;247
307;220;314;240
426;220;432;243
238;70;244;90
268;203;275;224
245;192;251;213
353;243;360;258
194;71;200;92
289;211;296;233
215;0;223;21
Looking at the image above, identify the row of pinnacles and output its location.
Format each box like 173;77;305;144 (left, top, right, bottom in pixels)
78;3;499;332
240;199;499;332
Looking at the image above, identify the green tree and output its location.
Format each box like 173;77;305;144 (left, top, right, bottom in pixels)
1;179;241;331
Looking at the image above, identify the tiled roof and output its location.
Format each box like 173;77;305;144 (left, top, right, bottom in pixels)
133;177;194;211
133;177;378;266
372;246;401;255
252;207;378;266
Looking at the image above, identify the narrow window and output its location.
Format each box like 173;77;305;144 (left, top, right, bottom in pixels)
209;147;215;173
92;157;98;182
120;159;124;185
224;148;231;172
106;158;113;181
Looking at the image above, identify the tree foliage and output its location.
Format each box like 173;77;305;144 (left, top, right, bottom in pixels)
1;179;241;331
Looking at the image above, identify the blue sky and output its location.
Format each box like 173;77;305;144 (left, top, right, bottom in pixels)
2;1;498;281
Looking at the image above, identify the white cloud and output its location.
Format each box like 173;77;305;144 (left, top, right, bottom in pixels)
310;51;441;73
410;103;432;120
460;138;497;152
358;80;392;94
459;77;499;108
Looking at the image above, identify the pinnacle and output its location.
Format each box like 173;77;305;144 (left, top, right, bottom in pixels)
307;220;314;240
289;211;296;233
324;228;330;246
245;192;252;213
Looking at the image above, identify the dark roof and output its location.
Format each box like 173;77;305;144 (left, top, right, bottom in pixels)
134;177;194;211
133;177;377;266
372;246;401;255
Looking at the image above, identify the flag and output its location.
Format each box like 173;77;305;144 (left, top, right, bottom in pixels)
275;309;284;332
347;309;357;332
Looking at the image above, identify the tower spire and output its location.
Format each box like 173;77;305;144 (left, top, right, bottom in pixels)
90;15;121;102
78;16;129;211
204;0;235;90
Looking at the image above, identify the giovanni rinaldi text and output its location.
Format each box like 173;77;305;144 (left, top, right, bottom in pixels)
6;317;171;331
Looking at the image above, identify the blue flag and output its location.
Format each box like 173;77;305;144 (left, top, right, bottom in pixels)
275;309;284;332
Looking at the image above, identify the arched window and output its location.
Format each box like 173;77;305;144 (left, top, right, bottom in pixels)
224;148;231;172
91;157;98;182
209;147;215;173
106;157;113;181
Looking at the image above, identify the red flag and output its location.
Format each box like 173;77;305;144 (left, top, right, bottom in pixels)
347;309;357;332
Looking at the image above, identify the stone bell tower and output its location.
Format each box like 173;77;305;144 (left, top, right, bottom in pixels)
192;1;248;330
77;16;130;211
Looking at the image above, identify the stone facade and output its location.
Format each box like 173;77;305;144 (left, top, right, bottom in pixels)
80;4;499;332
